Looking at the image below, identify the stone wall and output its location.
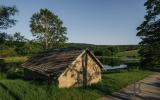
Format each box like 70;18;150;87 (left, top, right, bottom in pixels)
58;52;101;88
58;54;83;87
86;54;101;85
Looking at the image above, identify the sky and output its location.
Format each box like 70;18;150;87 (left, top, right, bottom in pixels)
0;0;146;45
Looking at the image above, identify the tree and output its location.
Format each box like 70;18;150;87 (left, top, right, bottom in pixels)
30;9;68;49
0;32;7;44
0;5;18;29
137;0;160;69
0;32;14;45
108;47;118;56
13;32;26;42
17;41;41;56
12;32;28;56
0;5;18;46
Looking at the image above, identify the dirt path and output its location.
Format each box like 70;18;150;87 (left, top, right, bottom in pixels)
100;73;160;100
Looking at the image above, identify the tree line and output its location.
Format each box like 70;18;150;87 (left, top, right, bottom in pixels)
0;5;138;57
1;0;160;70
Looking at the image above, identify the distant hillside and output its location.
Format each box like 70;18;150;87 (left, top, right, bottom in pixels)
116;50;139;58
0;41;138;57
65;43;138;52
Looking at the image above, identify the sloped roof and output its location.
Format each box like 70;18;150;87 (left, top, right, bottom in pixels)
22;48;103;79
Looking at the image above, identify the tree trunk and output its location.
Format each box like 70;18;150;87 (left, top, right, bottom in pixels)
45;37;48;49
82;53;88;86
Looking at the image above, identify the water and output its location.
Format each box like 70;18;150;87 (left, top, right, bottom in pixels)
104;64;127;70
98;57;139;71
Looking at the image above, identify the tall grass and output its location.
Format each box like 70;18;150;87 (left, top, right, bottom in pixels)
0;70;153;100
0;79;101;100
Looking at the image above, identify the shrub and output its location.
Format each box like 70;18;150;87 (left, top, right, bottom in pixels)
6;67;23;79
0;47;16;57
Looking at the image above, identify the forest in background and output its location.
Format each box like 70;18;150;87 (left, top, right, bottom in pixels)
0;36;138;57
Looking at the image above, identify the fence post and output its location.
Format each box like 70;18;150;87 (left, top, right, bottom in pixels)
130;81;141;99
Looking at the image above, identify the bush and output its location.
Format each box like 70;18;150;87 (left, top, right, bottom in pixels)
0;73;6;79
6;67;23;79
0;47;16;57
15;42;41;56
0;59;6;71
94;50;103;56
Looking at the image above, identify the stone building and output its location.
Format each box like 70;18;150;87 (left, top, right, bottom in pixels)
22;48;103;88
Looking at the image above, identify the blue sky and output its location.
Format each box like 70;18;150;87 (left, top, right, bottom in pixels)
0;0;146;45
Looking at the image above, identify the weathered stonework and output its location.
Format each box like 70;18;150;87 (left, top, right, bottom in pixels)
58;53;101;88
22;49;103;88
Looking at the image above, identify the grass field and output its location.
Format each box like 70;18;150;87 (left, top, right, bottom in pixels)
3;57;28;63
116;50;139;58
0;70;153;100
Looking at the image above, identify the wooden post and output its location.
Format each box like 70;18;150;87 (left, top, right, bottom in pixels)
131;81;141;99
82;52;88;86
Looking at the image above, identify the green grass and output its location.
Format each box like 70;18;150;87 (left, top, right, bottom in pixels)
0;79;101;100
116;50;139;58
99;70;152;93
3;57;28;63
0;70;153;100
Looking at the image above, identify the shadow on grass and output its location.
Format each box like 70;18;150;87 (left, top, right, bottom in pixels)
0;82;21;100
78;83;112;95
0;59;24;80
148;68;160;72
136;94;160;100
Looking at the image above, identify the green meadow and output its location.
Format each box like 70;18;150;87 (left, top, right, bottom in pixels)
0;54;153;100
0;69;153;100
116;50;139;58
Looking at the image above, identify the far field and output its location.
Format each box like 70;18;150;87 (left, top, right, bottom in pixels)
3;56;28;63
116;50;139;58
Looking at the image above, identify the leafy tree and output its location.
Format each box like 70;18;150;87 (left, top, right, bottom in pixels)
0;32;14;45
17;41;41;56
103;49;112;56
94;50;103;56
0;32;7;44
12;32;28;55
137;0;160;69
0;5;18;29
13;32;27;42
30;8;68;49
108;47;119;56
0;5;18;46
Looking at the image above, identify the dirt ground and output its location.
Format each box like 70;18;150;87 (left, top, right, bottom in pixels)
100;73;160;100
